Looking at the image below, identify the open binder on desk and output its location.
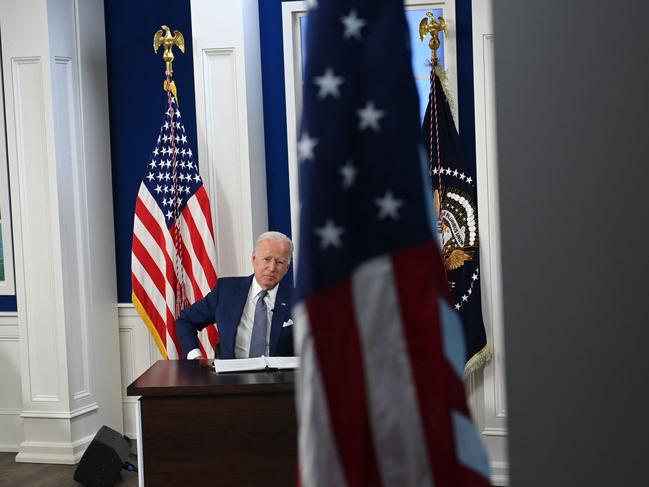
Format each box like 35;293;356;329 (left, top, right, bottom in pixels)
213;356;299;373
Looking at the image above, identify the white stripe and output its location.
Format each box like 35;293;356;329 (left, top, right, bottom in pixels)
131;253;172;326
186;193;218;273
138;185;179;267
351;255;433;487
294;302;347;487
438;298;466;379
197;328;215;358
133;213;176;316
179;213;210;298
451;410;490;478
165;329;179;359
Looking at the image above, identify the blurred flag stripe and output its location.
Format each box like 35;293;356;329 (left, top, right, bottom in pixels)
351;255;433;487
306;280;382;486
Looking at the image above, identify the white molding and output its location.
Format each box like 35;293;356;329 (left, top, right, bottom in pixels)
281;1;305;266
201;47;245;275
15;432;94;464
0;408;22;415
0;58;15;296
52;51;92;402
490;461;510;486
20;402;98;419
471;0;508;483
191;0;268;280
482;427;508;437
11;55;66;405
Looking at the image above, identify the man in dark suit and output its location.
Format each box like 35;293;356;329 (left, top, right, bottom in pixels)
176;231;294;359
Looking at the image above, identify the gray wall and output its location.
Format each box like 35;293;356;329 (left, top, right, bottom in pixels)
493;0;649;485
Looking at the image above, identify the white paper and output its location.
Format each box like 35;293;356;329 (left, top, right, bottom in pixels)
213;356;299;373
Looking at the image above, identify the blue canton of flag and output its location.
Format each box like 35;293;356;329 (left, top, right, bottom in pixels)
293;0;491;486
144;101;200;218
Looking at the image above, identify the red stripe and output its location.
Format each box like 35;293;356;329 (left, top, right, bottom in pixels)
392;240;458;487
170;224;202;304
182;202;217;286
132;235;168;299
135;198;176;287
307;279;382;487
132;272;170;343
456;464;492;486
205;323;219;349
195;185;215;237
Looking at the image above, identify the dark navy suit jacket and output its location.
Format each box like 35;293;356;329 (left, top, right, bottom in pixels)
176;275;294;359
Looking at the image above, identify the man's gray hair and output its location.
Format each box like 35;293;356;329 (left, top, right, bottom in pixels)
254;231;294;255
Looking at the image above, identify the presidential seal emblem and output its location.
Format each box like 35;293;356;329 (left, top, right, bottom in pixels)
434;187;479;272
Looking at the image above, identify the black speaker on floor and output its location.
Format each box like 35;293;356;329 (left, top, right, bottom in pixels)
74;425;131;487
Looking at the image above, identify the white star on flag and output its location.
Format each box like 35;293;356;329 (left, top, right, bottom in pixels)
314;67;344;99
341;9;366;40
297;133;318;162
374;190;404;220
357;101;385;131
339;160;358;189
315;219;344;249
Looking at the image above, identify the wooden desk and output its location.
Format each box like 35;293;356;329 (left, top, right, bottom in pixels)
127;360;296;486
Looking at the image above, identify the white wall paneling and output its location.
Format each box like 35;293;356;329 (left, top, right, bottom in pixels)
0;0;122;463
470;0;509;483
0;313;22;451
117;304;163;443
0;62;15;296
191;0;268;277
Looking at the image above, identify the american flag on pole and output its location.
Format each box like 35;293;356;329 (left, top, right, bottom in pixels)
131;84;219;359
293;0;491;486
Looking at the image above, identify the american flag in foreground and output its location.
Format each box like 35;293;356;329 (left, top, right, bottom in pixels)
131;87;219;359
293;0;491;485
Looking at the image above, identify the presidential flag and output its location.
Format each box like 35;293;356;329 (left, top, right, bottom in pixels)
423;68;490;375
293;0;491;485
131;85;219;359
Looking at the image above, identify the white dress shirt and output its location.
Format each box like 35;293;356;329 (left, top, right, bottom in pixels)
186;277;278;359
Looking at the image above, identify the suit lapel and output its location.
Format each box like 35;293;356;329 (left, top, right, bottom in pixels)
225;276;253;356
269;281;290;355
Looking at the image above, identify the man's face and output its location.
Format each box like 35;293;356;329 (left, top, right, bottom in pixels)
252;239;292;290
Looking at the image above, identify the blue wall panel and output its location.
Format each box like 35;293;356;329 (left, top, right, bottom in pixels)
259;0;294;239
104;0;198;303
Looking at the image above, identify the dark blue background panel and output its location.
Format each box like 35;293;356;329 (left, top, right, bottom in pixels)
104;0;198;303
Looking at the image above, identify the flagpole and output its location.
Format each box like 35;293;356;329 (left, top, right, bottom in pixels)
153;25;187;318
420;13;448;257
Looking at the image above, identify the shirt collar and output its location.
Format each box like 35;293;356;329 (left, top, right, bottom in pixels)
251;276;279;308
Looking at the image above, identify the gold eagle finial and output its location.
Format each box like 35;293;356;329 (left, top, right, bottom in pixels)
153;25;185;104
419;13;447;61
